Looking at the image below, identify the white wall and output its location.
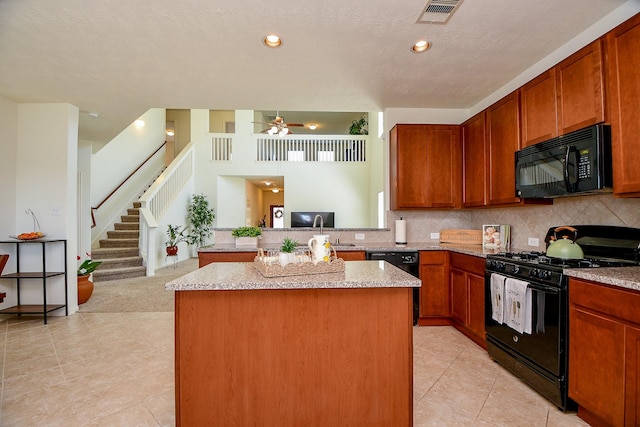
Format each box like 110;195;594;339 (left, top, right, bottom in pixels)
13;103;79;313
90;108;167;245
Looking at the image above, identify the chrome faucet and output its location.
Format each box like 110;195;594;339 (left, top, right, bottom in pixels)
313;214;324;235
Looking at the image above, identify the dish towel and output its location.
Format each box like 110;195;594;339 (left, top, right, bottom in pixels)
490;273;506;324
505;277;532;334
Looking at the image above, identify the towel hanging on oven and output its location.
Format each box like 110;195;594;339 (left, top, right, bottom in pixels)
505;278;532;334
490;273;506;324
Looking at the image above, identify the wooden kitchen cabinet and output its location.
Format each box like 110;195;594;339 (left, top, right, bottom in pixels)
569;277;640;427
486;92;522;206
606;13;640;196
199;251;257;267
450;252;486;348
335;250;365;261
461;111;487;207
519;40;605;148
389;124;461;209
520;69;558;147
417;251;450;325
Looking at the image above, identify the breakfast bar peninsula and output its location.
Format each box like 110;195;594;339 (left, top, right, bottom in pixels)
166;260;421;426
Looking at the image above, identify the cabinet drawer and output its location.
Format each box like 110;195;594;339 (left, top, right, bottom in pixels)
570;278;640;326
450;252;486;275
419;251;447;265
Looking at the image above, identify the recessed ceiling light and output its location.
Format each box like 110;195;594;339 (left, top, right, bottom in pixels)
88;112;99;118
411;40;431;53
135;119;145;128
308;124;317;130
265;181;271;186
263;34;282;48
166;130;175;136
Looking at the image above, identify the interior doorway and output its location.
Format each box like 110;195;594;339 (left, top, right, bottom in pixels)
271;205;284;228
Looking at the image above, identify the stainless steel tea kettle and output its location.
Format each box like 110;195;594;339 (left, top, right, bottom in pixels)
546;226;584;259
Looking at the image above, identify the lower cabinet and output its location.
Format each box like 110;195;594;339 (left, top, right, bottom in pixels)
569;277;640;427
417;251;450;325
450;253;486;347
335;250;366;261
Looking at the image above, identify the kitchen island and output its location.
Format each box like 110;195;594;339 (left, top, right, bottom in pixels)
166;260;421;427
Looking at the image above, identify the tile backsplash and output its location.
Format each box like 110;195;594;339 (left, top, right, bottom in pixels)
389;193;640;250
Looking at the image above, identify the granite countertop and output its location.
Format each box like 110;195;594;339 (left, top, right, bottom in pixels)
166;260;422;291
198;241;502;258
564;267;640;292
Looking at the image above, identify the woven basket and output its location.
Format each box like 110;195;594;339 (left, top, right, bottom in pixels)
254;248;345;277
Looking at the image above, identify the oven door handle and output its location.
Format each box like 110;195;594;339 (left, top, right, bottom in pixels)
527;282;560;294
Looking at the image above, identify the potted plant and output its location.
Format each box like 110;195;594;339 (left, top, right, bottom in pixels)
186;194;215;248
166;224;186;255
77;253;102;304
348;115;368;135
278;237;299;266
231;226;263;248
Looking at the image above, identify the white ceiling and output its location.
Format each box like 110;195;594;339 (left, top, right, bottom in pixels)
0;0;633;144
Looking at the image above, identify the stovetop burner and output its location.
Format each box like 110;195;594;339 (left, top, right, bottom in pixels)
493;251;639;268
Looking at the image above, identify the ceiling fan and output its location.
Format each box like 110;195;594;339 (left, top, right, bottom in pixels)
254;113;304;136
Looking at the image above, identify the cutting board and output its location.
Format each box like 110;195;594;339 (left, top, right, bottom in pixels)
439;229;483;245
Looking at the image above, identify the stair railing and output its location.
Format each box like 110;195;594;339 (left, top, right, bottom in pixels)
91;142;167;229
138;143;194;275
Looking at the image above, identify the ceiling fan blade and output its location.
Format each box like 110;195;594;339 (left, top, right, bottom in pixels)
287;123;304;127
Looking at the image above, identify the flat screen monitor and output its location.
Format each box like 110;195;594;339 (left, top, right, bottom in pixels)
290;212;335;228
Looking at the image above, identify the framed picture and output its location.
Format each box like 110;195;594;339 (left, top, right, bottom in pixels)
483;224;510;250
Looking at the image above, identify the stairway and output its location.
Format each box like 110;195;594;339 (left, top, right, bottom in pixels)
91;202;146;282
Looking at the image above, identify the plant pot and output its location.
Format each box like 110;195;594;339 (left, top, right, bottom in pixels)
235;237;258;248
77;274;94;304
166;245;178;256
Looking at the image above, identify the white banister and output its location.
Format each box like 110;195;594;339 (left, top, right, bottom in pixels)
138;143;195;276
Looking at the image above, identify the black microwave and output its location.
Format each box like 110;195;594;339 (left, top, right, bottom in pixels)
515;124;612;198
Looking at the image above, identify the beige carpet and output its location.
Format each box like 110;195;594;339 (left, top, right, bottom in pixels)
79;258;199;313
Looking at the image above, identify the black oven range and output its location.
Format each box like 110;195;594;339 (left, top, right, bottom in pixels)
484;225;640;411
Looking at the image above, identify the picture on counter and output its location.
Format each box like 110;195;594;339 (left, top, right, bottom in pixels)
483;224;511;250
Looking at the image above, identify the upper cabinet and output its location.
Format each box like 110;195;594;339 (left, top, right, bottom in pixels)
461;112;487;207
607;13;640;197
520;40;605;148
390;124;461;209
486;92;522;206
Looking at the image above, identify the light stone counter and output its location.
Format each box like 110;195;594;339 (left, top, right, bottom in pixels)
165;260;421;291
565;266;640;292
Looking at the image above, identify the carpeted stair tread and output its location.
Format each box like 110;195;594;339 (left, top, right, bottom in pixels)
127;208;140;216
114;222;139;231
95;256;143;269
121;215;139;223
106;230;139;239
93;265;146;282
92;247;140;259
99;238;138;248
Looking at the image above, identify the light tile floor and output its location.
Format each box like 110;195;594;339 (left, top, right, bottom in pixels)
0;314;591;426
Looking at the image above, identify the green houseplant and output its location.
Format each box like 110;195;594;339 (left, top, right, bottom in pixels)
348;115;368;135
278;237;299;266
166;224;187;255
186;194;215;247
231;226;263;248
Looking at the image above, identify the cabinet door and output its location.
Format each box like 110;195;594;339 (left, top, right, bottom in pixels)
462;112;487;207
626;326;640;427
418;251;449;319
486;92;521;205
467;273;485;340
450;269;466;325
520;69;558;147
556;39;605;135
336;251;366;261
389;125;429;208
569;306;625;427
424;125;461;208
607;14;640;196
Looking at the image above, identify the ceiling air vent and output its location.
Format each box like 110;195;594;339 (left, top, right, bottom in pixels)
417;0;464;24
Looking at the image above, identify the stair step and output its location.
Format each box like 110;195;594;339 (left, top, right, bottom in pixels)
121;215;140;223
93;266;146;282
127;208;140;216
95;256;143;269
133;202;142;208
106;230;139;239
91;247;140;259
114;222;139;231
99;238;138;248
